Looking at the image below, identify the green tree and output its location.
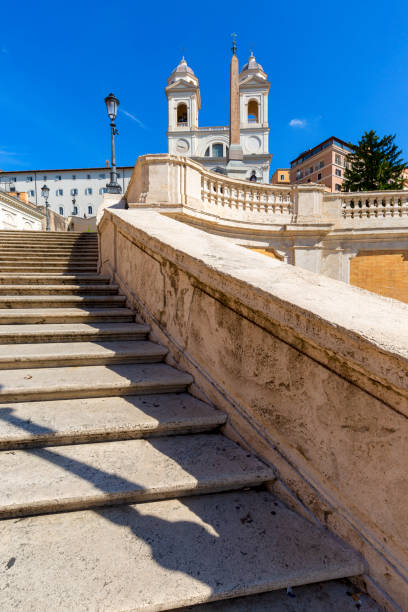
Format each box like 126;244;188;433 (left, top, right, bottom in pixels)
343;130;406;192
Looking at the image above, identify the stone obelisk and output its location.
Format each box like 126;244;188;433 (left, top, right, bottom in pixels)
226;34;247;180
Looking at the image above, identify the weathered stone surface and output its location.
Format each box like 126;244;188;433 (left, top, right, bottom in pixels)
0;307;134;323
0;340;167;368
0;434;273;517
0;491;364;611
0;393;226;449
0;363;193;402
98;208;408;608
0;321;150;343
174;579;381;611
0;294;126;308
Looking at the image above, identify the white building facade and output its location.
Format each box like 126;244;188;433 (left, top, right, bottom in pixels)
0;190;44;230
0;166;133;218
166;54;271;183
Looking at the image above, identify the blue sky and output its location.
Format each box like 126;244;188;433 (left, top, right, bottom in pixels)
1;0;407;176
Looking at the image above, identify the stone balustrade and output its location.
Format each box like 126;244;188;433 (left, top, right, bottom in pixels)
201;172;293;216
325;191;408;219
126;154;327;226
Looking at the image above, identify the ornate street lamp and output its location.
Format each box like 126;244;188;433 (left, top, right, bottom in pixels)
41;184;50;231
104;92;121;194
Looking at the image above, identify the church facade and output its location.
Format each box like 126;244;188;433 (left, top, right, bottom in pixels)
166;54;271;183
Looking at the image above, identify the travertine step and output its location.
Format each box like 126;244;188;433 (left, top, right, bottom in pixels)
0;284;118;295
0;322;149;343
0;247;98;253
0;294;125;308
0;274;110;285
0;490;364;610
0;265;97;272
0;340;167;369
0;362;193;401
175;580;380;611
0;307;134;324
0;256;97;263
0;433;272;518
0;393;226;449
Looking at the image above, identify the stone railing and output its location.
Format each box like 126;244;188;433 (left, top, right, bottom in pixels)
201;171;293;216
98;205;408;610
325;190;408;219
126;154;327;226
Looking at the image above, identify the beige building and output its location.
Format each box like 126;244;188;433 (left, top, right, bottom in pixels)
270;168;290;184
290;136;352;192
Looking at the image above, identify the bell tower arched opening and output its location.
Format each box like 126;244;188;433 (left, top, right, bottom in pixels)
177;103;188;126
248;100;259;123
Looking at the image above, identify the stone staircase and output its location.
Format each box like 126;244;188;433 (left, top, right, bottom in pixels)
0;231;372;611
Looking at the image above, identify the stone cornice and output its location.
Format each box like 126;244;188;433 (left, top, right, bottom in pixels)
0;191;44;220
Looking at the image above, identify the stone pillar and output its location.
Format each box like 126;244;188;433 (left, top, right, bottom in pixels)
226;43;247;180
229;53;242;160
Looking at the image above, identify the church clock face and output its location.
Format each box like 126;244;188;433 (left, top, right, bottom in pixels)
176;139;190;153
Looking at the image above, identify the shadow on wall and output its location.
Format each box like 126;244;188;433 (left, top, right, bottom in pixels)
67;215;97;232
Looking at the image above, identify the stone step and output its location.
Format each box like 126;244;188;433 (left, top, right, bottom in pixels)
0;265;97;272
0;284;117;296
0;307;134;324
174;580;380;611
0;274;110;285
0;322;149;344
0;294;126;308
0;393;226;449
0;247;99;254
0;340;167;369
0;284;118;295
0;490;364;610
0;362;193;402
0;433;273;518
0;256;97;263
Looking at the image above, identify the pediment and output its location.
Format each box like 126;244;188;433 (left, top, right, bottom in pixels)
166;79;199;92
239;75;270;90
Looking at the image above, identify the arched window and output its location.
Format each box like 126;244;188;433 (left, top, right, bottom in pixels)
248;100;259;123
59;207;64;216
88;205;93;215
177;103;188;125
73;205;78;215
205;147;210;157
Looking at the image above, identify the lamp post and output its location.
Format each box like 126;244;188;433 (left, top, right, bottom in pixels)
104;92;121;194
41;184;50;231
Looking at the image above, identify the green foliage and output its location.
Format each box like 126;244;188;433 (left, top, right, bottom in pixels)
343;130;406;192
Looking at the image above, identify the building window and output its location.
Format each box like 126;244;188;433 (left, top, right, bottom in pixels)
99;173;105;179
85;188;93;195
27;176;33;181
177;102;188;125
9;186;16;192
88;205;93;215
296;170;301;180
335;154;342;165
212;143;224;157
71;188;78;196
335;184;341;191
59;207;64;215
335;169;342;177
72;174;76;180
56;175;62;181
247;100;259;123
11;177;16;182
56;189;63;196
319;160;324;168
72;206;78;215
205;147;210;157
280;174;285;181
99;187;107;194
318;173;322;180
43;175;47;180
309;166;313;174
87;174;91;179
29;190;35;197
